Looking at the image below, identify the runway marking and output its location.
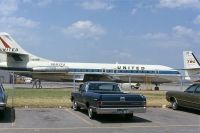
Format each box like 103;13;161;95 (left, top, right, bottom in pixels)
65;109;93;126
0;124;200;131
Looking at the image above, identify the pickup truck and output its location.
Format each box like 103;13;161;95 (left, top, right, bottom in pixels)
71;81;146;119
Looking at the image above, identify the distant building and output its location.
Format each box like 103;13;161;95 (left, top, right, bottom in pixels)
0;70;11;83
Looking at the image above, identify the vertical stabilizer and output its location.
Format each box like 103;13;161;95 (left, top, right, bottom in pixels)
183;51;200;81
183;51;200;69
0;32;49;62
0;32;28;55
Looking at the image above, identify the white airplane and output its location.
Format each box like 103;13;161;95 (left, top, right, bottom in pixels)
0;32;180;89
183;51;200;82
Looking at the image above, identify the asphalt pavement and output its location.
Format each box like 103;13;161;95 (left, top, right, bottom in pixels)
0;107;199;133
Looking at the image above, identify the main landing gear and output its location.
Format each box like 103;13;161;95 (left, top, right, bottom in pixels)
154;84;159;91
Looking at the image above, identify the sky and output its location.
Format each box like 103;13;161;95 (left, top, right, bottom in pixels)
0;0;200;69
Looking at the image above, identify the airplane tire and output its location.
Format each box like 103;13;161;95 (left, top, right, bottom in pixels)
155;87;159;91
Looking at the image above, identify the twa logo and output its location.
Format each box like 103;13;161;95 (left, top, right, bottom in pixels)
187;59;196;64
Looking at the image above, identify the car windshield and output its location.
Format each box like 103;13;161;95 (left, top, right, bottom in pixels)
88;83;121;92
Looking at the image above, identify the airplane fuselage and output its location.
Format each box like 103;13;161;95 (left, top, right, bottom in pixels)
0;60;180;83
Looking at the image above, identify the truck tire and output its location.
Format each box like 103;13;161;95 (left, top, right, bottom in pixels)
88;107;96;119
0;110;5;118
72;100;80;111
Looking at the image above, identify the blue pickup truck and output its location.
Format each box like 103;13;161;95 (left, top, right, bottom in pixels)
71;81;146;119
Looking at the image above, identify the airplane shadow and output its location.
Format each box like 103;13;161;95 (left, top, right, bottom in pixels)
78;109;151;123
0;107;15;123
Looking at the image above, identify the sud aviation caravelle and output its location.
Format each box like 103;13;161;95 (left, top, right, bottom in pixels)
0;32;181;89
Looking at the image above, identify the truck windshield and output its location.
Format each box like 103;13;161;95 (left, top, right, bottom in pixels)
88;83;121;92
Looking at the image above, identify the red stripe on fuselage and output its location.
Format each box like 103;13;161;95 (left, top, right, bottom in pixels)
0;37;11;48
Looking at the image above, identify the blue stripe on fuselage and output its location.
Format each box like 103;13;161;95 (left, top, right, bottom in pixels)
68;68;180;75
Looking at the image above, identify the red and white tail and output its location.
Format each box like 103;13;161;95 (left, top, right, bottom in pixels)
0;32;49;63
0;32;28;55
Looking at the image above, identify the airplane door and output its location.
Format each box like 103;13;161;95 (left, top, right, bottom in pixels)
102;68;106;73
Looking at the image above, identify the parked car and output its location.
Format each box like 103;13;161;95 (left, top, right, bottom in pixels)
166;83;200;110
0;83;7;114
71;81;146;119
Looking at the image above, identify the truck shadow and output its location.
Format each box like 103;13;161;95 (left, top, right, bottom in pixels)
79;110;151;123
0;107;15;123
176;107;200;115
95;115;152;123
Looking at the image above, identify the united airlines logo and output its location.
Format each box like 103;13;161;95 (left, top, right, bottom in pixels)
117;65;145;70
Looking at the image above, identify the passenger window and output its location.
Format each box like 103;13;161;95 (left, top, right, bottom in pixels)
195;85;200;94
185;85;198;93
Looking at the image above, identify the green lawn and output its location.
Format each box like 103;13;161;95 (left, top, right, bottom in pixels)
6;88;72;108
5;88;169;108
132;91;169;107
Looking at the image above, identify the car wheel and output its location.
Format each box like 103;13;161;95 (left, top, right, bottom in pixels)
171;99;178;110
124;113;133;120
72;100;80;111
88;107;96;119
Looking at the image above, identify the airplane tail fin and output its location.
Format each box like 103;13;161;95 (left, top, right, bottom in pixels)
0;32;49;67
183;51;200;81
183;51;200;69
0;32;29;55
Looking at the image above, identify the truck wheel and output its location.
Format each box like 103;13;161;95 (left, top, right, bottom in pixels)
0;110;5;118
171;98;178;110
72;100;80;111
125;113;133;120
88;107;96;119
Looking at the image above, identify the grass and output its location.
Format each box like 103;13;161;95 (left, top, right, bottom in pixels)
6;88;72;108
5;88;169;108
132;91;169;107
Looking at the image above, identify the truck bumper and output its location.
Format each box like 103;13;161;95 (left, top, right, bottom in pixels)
94;107;146;114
